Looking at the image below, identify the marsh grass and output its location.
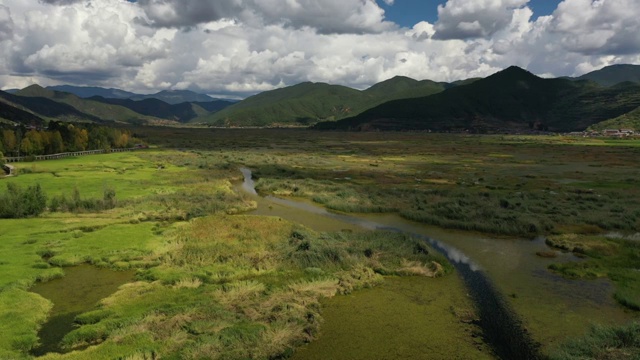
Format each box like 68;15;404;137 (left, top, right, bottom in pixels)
46;215;445;360
0;150;262;358
3;129;640;359
258;172;638;237
550;322;640;360
0;288;52;359
548;234;640;310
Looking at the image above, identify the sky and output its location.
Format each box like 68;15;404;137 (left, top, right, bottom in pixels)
0;0;639;98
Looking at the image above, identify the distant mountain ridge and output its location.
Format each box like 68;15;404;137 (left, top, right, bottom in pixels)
0;87;101;124
16;85;153;123
46;85;224;105
47;85;137;99
2;63;639;131
6;85;234;124
87;96;233;123
195;76;462;126
572;64;640;86
316;66;640;132
129;90;217;105
0;94;46;126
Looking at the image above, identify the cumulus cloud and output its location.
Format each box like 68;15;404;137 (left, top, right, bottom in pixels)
135;0;396;34
0;0;639;97
2;0;169;85
134;0;238;28
433;0;530;40
550;0;640;55
38;0;83;4
0;5;14;41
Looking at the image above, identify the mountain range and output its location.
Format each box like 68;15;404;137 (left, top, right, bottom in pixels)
569;64;640;86
0;85;235;126
1;64;639;132
46;86;229;104
316;66;640;132
197;76;481;127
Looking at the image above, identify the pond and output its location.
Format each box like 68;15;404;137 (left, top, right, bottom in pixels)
30;265;135;356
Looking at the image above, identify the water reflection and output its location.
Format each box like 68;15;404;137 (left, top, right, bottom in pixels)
238;167;640;357
239;167;257;195
239;167;539;359
241;168;481;271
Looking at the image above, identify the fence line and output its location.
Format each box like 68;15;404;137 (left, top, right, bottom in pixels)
3;147;143;163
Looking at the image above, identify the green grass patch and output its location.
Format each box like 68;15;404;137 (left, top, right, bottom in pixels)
0;288;52;359
1;145;454;359
550;322;640;360
4;130;640;358
548;234;640;310
36;215;448;359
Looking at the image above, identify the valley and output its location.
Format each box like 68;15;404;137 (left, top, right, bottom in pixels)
1;129;639;359
2;64;640;133
2;0;640;358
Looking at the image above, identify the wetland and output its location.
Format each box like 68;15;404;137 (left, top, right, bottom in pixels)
1;129;639;359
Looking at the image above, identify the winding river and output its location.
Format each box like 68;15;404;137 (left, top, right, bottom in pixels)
239;168;637;359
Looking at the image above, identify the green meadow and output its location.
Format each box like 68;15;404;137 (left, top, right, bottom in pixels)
0;147;465;359
1;130;639;359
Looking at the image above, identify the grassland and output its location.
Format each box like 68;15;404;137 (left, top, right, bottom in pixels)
0;149;460;359
137;129;640;312
140;128;640;238
2;129;640;359
144;128;640;353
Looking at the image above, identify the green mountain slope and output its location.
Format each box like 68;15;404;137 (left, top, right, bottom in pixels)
47;85;137;99
0;95;46;126
86;97;232;123
589;106;640;131
575;64;640;86
196;82;367;126
0;88;99;123
130;90;215;104
46;86;222;105
363;76;448;103
317;66;640;132
16;85;157;123
195;77;451;127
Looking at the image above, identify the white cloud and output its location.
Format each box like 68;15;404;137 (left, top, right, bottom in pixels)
433;0;530;40
2;0;169;85
135;0;396;34
0;0;639;97
0;5;14;42
550;0;640;55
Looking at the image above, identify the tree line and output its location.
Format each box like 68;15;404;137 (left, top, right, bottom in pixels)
0;122;143;158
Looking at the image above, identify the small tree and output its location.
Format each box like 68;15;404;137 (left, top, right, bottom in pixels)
23;184;47;216
0;183;47;218
102;186;116;209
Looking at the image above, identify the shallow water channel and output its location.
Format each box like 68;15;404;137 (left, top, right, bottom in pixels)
239;168;638;359
30;265;135;356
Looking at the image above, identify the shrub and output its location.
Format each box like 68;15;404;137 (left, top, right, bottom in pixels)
49;187;118;213
0;183;47;218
